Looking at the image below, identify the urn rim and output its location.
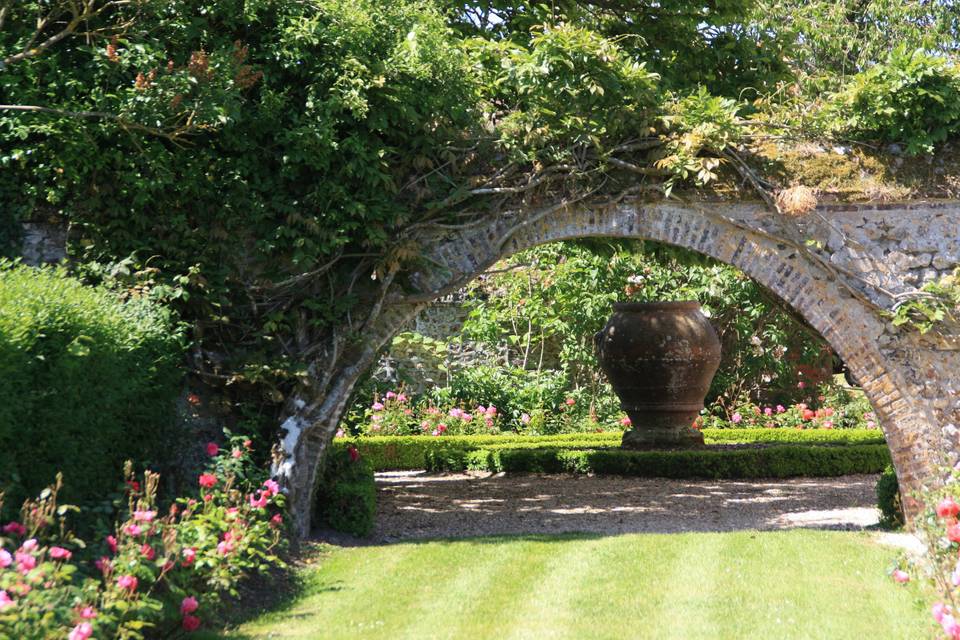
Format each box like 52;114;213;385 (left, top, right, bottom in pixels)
612;300;702;312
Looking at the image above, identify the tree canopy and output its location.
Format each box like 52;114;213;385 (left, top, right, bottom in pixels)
4;0;960;427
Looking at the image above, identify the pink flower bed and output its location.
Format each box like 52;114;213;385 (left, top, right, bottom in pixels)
0;433;285;637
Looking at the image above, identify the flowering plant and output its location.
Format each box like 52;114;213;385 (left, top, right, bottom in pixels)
700;386;875;430
890;473;960;639
0;432;285;638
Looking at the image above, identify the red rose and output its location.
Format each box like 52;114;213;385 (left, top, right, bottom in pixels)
939;498;960;520
198;473;217;489
801;409;816;421
182;614;201;631
205;442;219;457
348;446;360;462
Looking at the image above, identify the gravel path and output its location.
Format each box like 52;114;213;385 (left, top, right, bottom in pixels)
370;472;881;542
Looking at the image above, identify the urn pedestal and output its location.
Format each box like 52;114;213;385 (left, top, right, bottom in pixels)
594;301;721;448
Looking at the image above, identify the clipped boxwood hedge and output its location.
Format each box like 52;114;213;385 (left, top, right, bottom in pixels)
315;447;377;537
333;428;887;472
456;444;891;478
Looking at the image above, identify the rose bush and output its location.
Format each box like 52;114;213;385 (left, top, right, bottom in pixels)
0;432;285;638
345;381;877;438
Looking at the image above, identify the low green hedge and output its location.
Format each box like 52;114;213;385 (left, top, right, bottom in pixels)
334;429;886;472
315;447;377;537
454;444;891;478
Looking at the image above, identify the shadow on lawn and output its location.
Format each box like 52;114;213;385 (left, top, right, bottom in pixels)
353;472;881;545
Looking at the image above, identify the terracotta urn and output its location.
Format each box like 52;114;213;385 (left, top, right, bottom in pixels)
594;301;721;448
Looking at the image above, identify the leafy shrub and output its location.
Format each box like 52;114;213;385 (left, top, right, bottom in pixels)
0;263;184;515
876;465;904;528
835;46;960;154
316;446;376;537
0;433;285;638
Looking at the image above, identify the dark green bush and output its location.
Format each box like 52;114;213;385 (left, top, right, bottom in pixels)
316;446;377;537
334;429;886;471
876;465;904;528
836;46;960;154
0;263;184;514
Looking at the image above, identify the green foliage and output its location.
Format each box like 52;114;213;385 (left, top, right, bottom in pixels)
891;268;960;333
658;88;743;194
459;443;891;478
0;263;184;515
333;428;886;471
316;446;376;537
875;465;904;529
834;47;960;154
475;24;660;161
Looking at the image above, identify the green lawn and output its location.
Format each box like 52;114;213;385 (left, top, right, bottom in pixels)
212;530;930;640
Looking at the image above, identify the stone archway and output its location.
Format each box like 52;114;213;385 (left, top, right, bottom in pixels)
275;199;960;537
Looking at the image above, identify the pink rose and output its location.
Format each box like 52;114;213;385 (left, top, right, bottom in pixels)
49;546;72;561
117;574;138;591
198;473;217;489
182;547;197;566
797;381;806;389
217;540;234;555
249;491;269;509
205;442;219;456
0;591;13;610
948;522;960;543
20;539;37;552
731;412;742;424
15;552;36;574
68;623;93;640
140;544;155;561
462;413;472;422
565;398;575;406
232;449;243;459
106;535;118;553
133;510;156;522
397;393;408;403
776;405;785;413
2;522;25;536
0;549;11;568
621;416;632;426
270;513;283;527
372;402;384;411
95;556;111;574
124;524;142;537
181;595;199;615
263;479;280;495
892;569;909;583
487;405;497;416
934;603;948;623
385;391;397;400
763;407;773;416
80;606;97;619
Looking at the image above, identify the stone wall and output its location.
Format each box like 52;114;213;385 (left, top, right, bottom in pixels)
19;221;67;266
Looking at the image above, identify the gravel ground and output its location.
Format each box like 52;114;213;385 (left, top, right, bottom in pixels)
368;472;882;543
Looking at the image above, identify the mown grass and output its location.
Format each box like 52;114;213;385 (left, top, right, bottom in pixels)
210;530;930;640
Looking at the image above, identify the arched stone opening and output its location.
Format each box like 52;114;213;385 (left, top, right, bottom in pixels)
276;200;958;537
